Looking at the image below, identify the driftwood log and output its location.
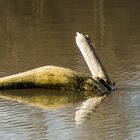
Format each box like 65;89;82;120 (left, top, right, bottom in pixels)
0;66;107;93
0;32;115;93
75;32;114;90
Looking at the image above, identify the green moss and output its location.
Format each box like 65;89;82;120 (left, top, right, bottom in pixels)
0;66;107;93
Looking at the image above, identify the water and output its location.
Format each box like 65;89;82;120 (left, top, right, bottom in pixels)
0;0;140;139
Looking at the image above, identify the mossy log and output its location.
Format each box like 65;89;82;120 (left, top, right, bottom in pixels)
0;32;115;93
0;66;107;93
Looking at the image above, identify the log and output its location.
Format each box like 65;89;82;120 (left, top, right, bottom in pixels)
0;32;115;93
75;32;115;90
0;66;107;93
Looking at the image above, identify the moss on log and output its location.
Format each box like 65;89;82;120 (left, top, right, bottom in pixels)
0;66;107;93
0;32;114;94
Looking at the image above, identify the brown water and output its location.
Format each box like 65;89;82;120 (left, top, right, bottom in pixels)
0;0;140;140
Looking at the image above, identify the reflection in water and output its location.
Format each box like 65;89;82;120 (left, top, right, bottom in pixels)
0;89;100;109
75;94;106;124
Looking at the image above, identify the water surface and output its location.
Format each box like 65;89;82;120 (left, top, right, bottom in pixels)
0;0;140;140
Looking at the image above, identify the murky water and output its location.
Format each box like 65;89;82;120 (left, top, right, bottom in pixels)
0;0;140;139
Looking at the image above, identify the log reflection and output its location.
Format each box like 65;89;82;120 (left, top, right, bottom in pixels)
75;94;106;124
0;89;103;109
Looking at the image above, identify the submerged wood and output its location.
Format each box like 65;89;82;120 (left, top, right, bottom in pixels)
0;66;107;93
0;32;114;93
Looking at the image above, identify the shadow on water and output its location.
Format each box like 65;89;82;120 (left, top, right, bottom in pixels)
0;89;108;110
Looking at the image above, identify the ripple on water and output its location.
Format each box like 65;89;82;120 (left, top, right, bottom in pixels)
0;98;49;140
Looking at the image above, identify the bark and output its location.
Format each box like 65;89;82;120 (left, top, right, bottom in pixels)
76;32;115;90
0;66;107;93
0;32;115;93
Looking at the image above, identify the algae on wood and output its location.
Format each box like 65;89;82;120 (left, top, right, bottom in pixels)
0;32;115;93
0;66;107;93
